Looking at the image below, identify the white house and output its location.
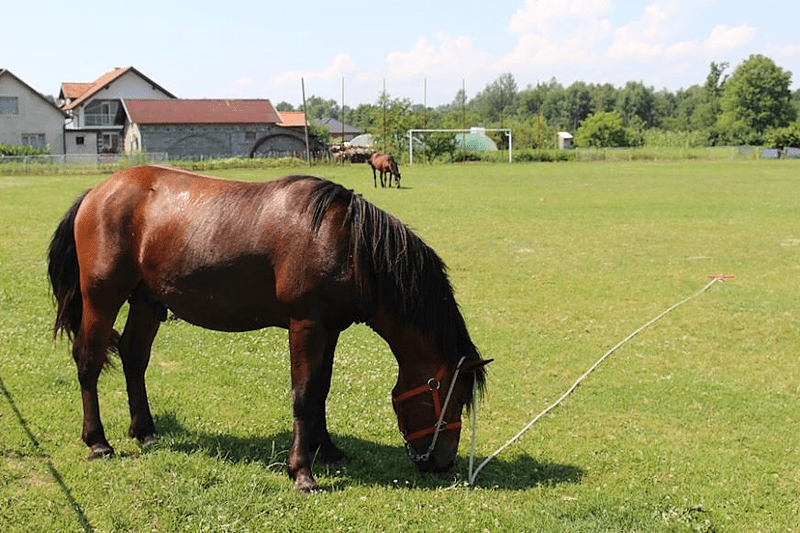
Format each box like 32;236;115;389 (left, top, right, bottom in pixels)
0;69;67;154
59;66;176;155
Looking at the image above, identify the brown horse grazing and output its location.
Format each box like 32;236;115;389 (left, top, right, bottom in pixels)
48;165;489;492
367;152;402;188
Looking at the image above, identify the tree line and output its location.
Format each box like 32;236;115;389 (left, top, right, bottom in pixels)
277;54;800;157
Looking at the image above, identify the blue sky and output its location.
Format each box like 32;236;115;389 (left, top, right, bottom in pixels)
3;0;797;109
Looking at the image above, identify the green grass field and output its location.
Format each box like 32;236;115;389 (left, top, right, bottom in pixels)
2;160;799;531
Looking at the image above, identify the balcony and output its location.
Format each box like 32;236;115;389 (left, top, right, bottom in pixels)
84;113;116;127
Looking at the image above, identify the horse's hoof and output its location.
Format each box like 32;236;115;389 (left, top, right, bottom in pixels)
317;445;350;465
88;445;114;460
295;475;320;493
320;452;350;466
139;434;157;448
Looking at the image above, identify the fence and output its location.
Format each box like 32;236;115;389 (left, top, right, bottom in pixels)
573;145;800;162
0;153;169;174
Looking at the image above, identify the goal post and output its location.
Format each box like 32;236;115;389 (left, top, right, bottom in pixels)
407;128;513;164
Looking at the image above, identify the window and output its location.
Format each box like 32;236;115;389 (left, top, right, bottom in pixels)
76;136;85;145
22;134;46;148
85;100;117;126
100;133;119;153
0;96;19;115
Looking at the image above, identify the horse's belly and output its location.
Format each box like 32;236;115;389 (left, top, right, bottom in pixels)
165;297;286;332
148;264;289;332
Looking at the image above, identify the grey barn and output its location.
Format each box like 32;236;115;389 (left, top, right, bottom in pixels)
122;99;316;159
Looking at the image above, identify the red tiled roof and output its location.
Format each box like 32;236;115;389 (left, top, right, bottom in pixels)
59;82;93;101
278;111;308;127
62;66;176;110
62;67;131;110
124;99;282;124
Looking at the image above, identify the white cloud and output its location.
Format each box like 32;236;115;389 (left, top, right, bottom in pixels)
766;43;800;57
499;0;758;79
499;0;614;70
507;0;613;34
605;3;681;62
664;24;756;59
704;24;757;52
386;32;491;76
270;53;357;86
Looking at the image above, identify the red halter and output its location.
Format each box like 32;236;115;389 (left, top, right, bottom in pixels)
392;358;466;456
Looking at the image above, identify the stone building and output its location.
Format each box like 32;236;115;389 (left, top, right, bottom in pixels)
122;99;314;158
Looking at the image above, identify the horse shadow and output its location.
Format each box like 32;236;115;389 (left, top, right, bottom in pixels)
151;413;583;491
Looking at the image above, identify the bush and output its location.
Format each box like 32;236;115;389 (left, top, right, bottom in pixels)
575;112;631;148
0;143;51;156
512;148;575;162
766;126;800;149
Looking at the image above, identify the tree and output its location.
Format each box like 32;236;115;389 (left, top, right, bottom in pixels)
303;96;339;120
368;92;415;153
539;79;567;130
591;83;618;114
719;54;796;138
530;113;553;149
420;131;457;162
574;111;630;148
616;81;659;127
471;73;518;125
275;101;295;112
562;82;594;131
680;61;729;131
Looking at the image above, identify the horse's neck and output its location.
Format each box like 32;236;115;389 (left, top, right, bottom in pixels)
367;309;441;378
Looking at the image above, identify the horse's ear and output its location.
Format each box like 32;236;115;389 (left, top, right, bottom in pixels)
463;357;493;372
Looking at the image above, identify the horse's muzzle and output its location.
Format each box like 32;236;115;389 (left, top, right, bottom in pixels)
407;441;456;473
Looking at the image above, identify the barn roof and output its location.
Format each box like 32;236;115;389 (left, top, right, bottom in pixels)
123;99;282;125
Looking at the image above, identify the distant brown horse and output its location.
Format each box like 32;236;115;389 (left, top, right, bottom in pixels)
48;165;489;492
367;152;402;188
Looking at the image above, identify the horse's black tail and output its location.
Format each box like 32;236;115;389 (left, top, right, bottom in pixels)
48;191;89;342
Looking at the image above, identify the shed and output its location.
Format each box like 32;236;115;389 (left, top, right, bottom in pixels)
558;131;573;150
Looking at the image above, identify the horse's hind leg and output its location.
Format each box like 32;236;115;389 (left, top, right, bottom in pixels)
118;285;164;446
74;300;122;459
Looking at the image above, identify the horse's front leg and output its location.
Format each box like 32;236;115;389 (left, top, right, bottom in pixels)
287;318;342;492
372;168;378;187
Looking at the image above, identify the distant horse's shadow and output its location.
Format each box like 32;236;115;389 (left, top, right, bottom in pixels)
151;413;583;490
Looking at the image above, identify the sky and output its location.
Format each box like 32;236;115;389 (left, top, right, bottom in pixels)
2;0;798;110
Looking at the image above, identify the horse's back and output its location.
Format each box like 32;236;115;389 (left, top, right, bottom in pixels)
73;166;357;331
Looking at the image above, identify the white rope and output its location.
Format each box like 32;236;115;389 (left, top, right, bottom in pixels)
468;277;725;485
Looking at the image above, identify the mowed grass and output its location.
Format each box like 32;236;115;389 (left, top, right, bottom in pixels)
2;160;799;532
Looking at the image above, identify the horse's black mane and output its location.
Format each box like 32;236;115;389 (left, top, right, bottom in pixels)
291;176;486;396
